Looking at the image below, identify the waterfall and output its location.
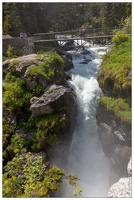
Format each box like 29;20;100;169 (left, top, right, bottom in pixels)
49;45;110;197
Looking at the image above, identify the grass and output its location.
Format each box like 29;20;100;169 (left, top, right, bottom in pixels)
98;37;131;89
98;96;131;123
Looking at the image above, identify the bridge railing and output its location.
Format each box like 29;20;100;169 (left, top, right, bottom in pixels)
33;26;124;41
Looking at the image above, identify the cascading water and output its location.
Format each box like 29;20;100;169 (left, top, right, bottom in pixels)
49;42;111;197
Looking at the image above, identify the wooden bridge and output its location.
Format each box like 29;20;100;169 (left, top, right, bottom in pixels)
33;27;123;51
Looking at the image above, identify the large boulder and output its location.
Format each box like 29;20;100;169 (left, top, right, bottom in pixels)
2;54;47;88
107;157;132;197
30;84;76;117
3;54;38;75
107;177;131;198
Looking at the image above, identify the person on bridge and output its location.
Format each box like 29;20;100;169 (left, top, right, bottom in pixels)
80;26;86;37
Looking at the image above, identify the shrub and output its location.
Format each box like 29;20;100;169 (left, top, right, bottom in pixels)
3;153;82;197
3;74;32;113
112;30;130;46
6;44;17;59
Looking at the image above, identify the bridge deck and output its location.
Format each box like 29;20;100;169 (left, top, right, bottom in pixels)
34;35;115;43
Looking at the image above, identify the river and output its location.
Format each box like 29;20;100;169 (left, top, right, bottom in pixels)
49;44;111;197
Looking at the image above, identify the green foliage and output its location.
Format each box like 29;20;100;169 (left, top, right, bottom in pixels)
6;44;17;58
98;36;131;90
3;117;15;162
3;73;32;113
27;52;64;82
3;117;15;148
31;114;67;151
6;44;13;58
3;153;82;197
112;30;130;46
98;96;131;123
121;15;132;34
3;13;12;35
3;2;131;36
30;84;44;96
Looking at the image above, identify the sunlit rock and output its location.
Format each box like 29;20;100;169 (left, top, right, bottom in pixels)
107;177;131;198
30;84;76;117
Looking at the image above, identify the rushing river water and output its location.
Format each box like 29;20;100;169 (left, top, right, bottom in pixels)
49;44;111;197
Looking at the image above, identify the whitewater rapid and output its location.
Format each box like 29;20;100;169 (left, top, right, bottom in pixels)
49;45;110;197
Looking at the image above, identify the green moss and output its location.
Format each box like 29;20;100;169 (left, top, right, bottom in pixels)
98;96;131;123
27;52;64;82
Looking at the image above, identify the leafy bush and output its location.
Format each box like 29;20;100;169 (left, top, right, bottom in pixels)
112;30;130;46
3;74;32;113
31;114;67;151
3;153;82;197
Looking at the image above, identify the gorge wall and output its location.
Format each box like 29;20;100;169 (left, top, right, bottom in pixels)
96;39;132;197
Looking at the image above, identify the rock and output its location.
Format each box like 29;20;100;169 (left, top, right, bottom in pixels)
63;71;72;80
81;50;91;54
3;109;17;128
66;52;72;60
84;58;92;62
30;84;76;117
30;96;39;105
80;61;88;64
21;151;49;168
127;157;132;176
107;158;132;197
63;57;74;71
107;177;132;197
97;103;131;185
80;59;92;64
3;54;39;78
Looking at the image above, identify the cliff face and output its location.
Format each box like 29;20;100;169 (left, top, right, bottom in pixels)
96;36;132;196
96;102;131;185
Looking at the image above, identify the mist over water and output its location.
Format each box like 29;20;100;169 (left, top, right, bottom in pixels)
49;45;110;197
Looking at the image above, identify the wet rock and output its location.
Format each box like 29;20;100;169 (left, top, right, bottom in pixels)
81;49;91;54
63;57;74;71
63;71;72;80
80;61;88;64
